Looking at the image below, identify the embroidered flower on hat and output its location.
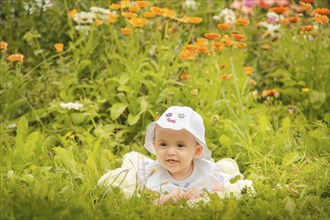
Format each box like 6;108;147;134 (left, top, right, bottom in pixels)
178;113;185;118
165;113;172;117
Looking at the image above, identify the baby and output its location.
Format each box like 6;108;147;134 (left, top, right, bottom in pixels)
98;106;253;205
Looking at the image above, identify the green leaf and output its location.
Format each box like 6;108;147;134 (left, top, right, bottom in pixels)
53;147;77;174
15;116;28;145
127;113;140;126
78;59;91;71
282;152;301;166
219;134;231;147
309;90;326;109
110;103;128;120
284;196;296;215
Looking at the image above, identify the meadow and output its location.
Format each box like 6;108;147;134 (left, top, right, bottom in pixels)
1;0;329;219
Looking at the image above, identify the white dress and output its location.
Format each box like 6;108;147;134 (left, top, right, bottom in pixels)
98;151;255;199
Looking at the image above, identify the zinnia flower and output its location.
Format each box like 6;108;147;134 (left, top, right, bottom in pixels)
162;8;176;18
221;74;232;80
314;14;329;24
302;25;314;31
151;6;164;15
213;42;224;51
109;4;121;10
143;11;156;18
68;9;78;18
106;14;119;23
180;74;192;80
54;43;64;52
129;6;141;12
288;17;300;23
262;89;279;97
121;28;132;35
129;18;148;27
244;66;253;75
217;23;232;30
235;18;250;26
204;33;221;40
313;8;330;15
232;33;247;41
268;6;289;14
0;41;8;51
8;54;24;63
136;1;151;8
186;16;203;24
121;12;138;19
179;50;195;60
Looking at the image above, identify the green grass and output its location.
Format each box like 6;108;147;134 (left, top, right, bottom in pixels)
1;0;330;219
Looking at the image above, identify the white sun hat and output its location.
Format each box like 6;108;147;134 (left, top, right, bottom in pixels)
144;106;212;161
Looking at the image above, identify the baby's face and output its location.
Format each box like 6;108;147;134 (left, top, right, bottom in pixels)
153;126;202;180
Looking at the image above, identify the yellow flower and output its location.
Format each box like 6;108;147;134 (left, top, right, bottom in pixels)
302;88;309;92
8;53;24;63
109;3;121;10
314;14;329;24
143;11;156;18
204;33;221;40
67;9;77;18
129;18;148;27
121;12;138;19
54;43;64;52
186;16;203;24
0;41;8;51
136;1;151;8
244;66;253;75
65;132;75;140
179;50;195;60
106;14;119;23
129;5;141;12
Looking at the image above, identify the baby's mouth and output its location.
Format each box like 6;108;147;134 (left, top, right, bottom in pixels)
166;159;178;164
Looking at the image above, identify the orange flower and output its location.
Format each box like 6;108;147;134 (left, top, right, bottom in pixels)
162;8;176;18
54;43;64;52
121;28;132;35
244;66;253;75
217;23;232;30
239;42;247;48
151;6;164;15
288;17;300;23
221;74;232;80
67;9;77;18
204;33;221;40
122;12;138;19
186;16;203;24
8;53;24;63
179;50;195;60
213;42;224;51
143;11;156;18
109;3;121;10
302;25;314;31
232;33;247;41
262;89;279;97
95;18;103;26
180;74;192;80
219;63;227;69
221;35;233;47
184;44;198;52
313;8;330;15
0;41;8;51
129;5;141;12
314;14;329;24
268;6;289;14
196;38;208;44
195;44;209;53
300;2;313;11
129;18;148;27
106;14;119;23
235;18;250;26
136;1;151;8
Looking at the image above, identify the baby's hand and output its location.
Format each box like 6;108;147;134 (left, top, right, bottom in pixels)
184;187;205;201
169;188;186;202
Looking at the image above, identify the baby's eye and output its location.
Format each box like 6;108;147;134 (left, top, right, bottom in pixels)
160;143;167;147
177;144;185;148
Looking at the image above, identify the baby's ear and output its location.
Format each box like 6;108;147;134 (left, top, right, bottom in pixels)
152;139;155;146
194;144;203;158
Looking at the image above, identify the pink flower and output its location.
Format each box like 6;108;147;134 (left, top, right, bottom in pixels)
243;0;257;7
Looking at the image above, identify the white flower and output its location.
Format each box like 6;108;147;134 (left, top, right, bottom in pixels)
213;8;236;24
219;8;236;19
90;6;113;21
60;102;84;110
184;0;199;10
266;12;282;23
75;25;91;32
73;11;96;24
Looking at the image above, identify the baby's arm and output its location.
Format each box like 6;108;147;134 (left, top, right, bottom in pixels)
154;188;186;205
